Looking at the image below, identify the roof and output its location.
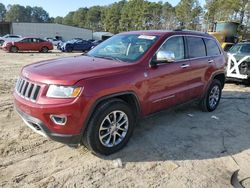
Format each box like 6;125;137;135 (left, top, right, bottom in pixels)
216;21;240;24
119;30;210;37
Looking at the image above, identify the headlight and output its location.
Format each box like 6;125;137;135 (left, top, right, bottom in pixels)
46;85;82;98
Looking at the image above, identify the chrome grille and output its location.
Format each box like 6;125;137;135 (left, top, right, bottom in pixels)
15;77;41;101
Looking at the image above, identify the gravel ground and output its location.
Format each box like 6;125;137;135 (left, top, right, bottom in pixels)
0;50;250;188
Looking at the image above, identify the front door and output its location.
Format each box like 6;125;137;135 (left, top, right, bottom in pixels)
146;36;195;114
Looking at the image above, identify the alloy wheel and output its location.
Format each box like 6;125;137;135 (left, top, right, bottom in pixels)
209;85;220;109
99;110;129;148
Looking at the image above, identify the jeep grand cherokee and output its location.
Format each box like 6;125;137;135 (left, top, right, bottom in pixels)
14;30;226;155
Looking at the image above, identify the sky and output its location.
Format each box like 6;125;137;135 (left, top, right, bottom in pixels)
1;0;206;17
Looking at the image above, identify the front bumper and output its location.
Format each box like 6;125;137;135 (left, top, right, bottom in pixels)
15;105;82;145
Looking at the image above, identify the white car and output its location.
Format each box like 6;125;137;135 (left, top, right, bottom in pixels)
44;37;62;46
0;34;22;46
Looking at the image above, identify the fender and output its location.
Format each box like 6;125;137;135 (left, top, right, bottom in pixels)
201;71;226;99
80;91;141;135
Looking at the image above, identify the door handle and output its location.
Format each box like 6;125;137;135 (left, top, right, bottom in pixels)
180;64;190;68
208;59;214;63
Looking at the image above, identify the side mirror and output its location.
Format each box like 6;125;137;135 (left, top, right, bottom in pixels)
151;50;175;66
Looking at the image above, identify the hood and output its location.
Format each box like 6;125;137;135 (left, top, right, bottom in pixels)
22;55;131;85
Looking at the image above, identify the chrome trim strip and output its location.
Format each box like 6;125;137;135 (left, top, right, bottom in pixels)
153;95;175;103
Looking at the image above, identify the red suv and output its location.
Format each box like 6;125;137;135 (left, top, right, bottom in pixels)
14;30;226;155
3;37;53;53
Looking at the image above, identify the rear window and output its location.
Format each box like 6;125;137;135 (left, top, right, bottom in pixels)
186;36;206;58
204;39;221;56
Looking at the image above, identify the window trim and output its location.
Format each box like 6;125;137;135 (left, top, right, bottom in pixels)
203;38;222;57
149;34;222;67
186;36;207;59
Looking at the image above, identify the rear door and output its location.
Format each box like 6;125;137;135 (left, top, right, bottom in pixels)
184;36;210;99
32;38;42;51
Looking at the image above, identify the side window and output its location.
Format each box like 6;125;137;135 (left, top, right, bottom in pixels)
21;38;29;42
186;36;206;58
159;36;185;60
204;39;221;56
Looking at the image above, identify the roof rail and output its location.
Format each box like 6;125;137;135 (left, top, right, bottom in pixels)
173;29;209;35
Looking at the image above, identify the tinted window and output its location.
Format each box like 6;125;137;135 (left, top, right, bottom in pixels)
160;36;185;60
33;38;44;42
229;44;241;53
187;37;206;58
9;35;20;38
240;44;250;53
21;38;32;43
204;39;221;56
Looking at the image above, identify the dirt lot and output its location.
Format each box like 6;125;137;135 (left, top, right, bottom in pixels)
0;50;250;188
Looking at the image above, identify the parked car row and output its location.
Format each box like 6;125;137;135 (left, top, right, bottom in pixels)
0;34;104;53
57;39;103;52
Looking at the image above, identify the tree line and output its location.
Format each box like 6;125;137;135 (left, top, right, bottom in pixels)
0;0;249;33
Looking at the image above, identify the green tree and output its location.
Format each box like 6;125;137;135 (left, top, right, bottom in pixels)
87;6;102;30
175;0;202;29
0;3;6;21
30;6;50;22
103;1;125;33
73;8;88;28
5;4;29;22
161;2;178;29
54;16;63;24
63;11;75;26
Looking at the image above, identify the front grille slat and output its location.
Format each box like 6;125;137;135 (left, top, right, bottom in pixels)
15;77;41;102
18;79;25;93
25;82;31;97
21;81;28;95
30;84;38;100
20;80;27;95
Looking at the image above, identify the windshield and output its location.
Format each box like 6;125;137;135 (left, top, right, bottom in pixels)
88;34;159;62
229;44;250;54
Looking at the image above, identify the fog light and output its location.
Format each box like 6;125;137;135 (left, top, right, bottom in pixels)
50;115;67;125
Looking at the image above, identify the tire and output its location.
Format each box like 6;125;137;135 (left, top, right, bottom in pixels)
66;46;73;52
83;98;135;155
10;46;18;53
41;46;49;53
200;79;222;112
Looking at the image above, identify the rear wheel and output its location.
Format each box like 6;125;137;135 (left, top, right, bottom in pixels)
41;46;49;53
83;99;135;155
200;79;222;112
10;46;18;53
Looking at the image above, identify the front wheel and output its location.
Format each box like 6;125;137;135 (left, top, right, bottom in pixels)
66;46;73;52
200;79;222;112
83;99;135;155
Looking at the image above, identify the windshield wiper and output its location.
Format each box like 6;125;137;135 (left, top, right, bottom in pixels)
94;55;125;62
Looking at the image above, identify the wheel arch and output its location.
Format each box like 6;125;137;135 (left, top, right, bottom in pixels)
213;73;225;89
10;45;19;52
81;91;141;134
